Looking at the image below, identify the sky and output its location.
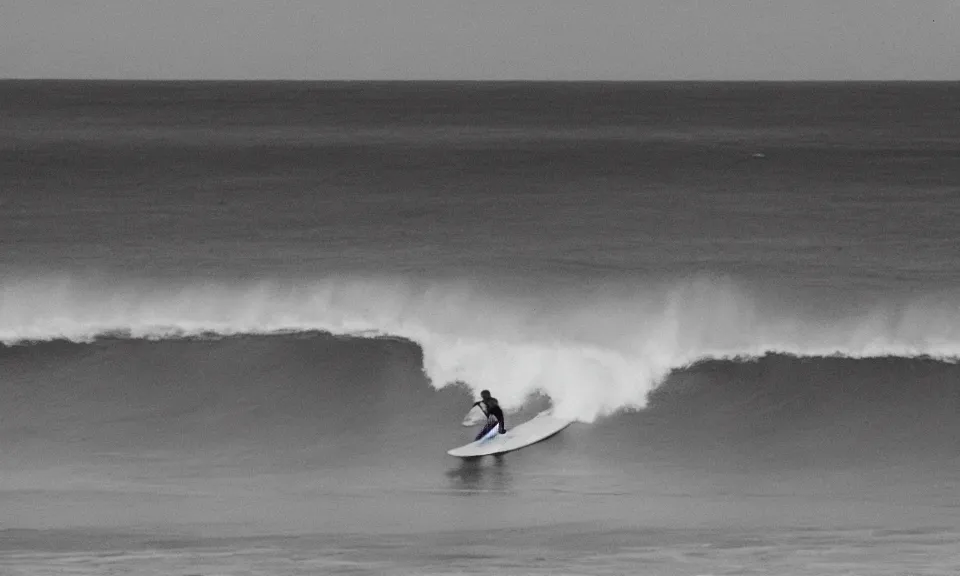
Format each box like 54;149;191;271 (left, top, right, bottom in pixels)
2;0;958;80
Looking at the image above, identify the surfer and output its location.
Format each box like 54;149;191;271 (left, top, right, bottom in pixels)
473;390;507;440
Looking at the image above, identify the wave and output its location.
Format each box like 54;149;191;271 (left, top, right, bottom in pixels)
2;272;959;421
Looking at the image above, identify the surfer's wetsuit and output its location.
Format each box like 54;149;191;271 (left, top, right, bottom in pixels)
474;395;506;440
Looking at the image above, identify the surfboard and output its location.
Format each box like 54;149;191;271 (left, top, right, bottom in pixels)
447;409;572;458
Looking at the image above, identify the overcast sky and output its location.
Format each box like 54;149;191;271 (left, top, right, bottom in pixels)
2;1;958;80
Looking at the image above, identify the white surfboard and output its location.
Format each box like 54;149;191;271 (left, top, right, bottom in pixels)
447;409;573;458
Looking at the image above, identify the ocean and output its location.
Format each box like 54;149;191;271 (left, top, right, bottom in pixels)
1;80;960;574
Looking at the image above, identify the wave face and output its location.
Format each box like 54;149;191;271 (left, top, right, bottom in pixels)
4;332;959;472
3;273;959;422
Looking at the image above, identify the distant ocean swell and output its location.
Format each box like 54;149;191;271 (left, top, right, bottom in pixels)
2;272;959;422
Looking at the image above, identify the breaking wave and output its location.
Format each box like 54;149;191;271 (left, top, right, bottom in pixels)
2;272;959;421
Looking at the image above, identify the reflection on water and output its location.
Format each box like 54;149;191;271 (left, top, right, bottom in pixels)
445;455;513;494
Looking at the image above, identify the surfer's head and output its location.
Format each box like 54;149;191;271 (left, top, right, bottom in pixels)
480;390;491;400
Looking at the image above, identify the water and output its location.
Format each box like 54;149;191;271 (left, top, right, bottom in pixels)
1;80;960;574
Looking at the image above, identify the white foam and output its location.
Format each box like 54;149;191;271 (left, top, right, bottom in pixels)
2;273;959;421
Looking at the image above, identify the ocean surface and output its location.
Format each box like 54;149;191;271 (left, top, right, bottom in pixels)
2;80;960;574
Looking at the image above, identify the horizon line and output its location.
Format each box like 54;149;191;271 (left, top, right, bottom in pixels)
2;77;958;83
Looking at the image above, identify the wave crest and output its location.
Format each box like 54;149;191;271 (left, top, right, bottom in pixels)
3;273;959;421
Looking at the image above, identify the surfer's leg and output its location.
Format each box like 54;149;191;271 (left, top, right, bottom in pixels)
475;417;496;440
